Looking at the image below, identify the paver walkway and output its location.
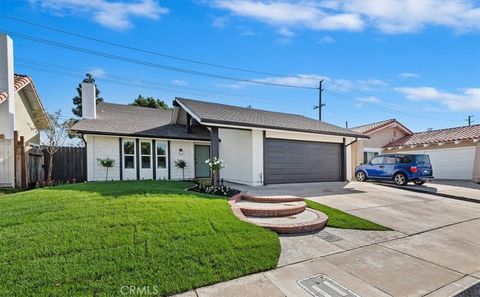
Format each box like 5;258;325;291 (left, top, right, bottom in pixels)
174;182;480;297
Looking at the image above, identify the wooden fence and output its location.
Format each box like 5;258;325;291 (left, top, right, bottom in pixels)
43;147;86;184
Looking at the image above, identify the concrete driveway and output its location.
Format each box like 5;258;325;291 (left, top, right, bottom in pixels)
178;182;480;297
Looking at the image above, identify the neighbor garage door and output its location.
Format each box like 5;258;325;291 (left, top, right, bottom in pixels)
264;138;342;184
401;147;475;179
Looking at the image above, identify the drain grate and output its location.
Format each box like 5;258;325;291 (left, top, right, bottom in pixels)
298;274;360;297
317;231;342;242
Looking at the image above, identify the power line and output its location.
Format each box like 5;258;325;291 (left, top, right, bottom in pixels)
4;30;317;90
2;15;304;78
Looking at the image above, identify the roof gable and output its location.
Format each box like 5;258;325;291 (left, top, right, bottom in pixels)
175;97;367;138
351;118;413;135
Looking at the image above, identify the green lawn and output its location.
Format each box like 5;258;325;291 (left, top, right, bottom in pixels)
0;181;280;296
306;199;391;231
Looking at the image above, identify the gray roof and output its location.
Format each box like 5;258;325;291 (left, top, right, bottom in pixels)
176;97;367;138
71;102;210;140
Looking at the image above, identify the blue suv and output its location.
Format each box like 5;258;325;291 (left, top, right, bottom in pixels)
355;154;434;186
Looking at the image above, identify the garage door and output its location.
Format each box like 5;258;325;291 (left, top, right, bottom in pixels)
264;139;342;184
401;147;475;179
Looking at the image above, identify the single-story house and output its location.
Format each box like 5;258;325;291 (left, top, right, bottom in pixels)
351;119;480;182
0;34;49;188
71;83;367;185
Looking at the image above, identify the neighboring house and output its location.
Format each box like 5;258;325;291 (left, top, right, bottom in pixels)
352;118;480;182
0;34;50;187
71;83;367;185
350;119;413;165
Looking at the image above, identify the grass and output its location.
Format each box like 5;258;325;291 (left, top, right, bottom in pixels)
306;199;391;231
0;181;280;296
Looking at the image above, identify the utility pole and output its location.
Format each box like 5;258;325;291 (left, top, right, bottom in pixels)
466;115;474;126
313;80;325;121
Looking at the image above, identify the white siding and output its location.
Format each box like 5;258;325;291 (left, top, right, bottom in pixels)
400;147;476;180
251;130;264;186
87;135;120;181
219;128;253;184
170;141;195;180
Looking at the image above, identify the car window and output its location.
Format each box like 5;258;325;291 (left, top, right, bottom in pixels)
397;155;413;163
385;156;396;164
370;157;384;165
415;155;431;164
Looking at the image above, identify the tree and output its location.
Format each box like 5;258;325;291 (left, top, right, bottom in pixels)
174;159;187;181
131;95;170;109
72;73;103;117
33;110;70;185
97;158;115;181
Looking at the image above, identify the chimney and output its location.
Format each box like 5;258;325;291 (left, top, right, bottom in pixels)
0;34;15;139
81;82;96;119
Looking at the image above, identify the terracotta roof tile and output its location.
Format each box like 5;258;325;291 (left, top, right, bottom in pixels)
0;74;32;103
350;118;413;135
386;124;480;147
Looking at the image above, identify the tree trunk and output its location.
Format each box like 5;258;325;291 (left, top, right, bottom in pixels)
213;171;219;188
182;168;185;181
47;152;54;185
105;167;109;181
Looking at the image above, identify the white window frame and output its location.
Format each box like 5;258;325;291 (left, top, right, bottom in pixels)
156;141;168;170
140;140;152;170
123;139;136;170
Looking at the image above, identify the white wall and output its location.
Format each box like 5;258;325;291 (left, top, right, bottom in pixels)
251;129;264;186
219;128;253;185
86;135;120;181
170;140;195;180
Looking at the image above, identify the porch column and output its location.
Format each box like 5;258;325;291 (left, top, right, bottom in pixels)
210;127;220;186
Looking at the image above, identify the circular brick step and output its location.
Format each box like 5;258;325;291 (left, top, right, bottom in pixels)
241;194;304;203
236;200;306;217
245;209;328;234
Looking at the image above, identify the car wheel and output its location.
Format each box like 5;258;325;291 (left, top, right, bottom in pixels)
393;173;408;186
414;180;426;185
356;171;367;182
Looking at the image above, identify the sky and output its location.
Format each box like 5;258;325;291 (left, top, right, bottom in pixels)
1;0;479;132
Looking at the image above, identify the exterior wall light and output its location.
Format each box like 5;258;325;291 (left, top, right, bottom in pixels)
179;148;183;155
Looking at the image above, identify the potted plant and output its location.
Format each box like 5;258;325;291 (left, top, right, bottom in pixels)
97;158;115;181
174;159;187;181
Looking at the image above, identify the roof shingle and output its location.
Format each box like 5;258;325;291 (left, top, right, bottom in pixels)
350;118;412;135
385;124;480;147
176;97;367;138
71;102;210;140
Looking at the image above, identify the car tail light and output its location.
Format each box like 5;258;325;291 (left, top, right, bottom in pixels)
409;166;417;173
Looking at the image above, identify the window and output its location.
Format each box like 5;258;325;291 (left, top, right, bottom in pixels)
397;155;414;164
363;151;379;164
385;156;396;164
123;140;135;169
141;141;151;169
156;143;167;169
370;156;384;165
414;155;430;164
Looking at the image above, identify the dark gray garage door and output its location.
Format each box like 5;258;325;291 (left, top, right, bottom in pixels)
264;138;342;184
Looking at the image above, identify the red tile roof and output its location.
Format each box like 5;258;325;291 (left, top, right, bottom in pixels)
351;118;413;135
386;124;480;147
0;74;32;103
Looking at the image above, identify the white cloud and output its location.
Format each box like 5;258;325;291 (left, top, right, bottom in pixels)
212;0;480;34
318;36;336;44
399;72;420;78
218;73;388;93
88;68;106;78
212;16;228;28
395;86;480;111
278;27;294;37
32;0;168;30
172;79;187;86
355;96;382;107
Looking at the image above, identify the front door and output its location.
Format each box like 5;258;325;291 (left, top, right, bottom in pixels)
194;145;210;178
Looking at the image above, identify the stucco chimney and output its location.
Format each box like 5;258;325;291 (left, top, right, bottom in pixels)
81;82;96;119
0;34;15;139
